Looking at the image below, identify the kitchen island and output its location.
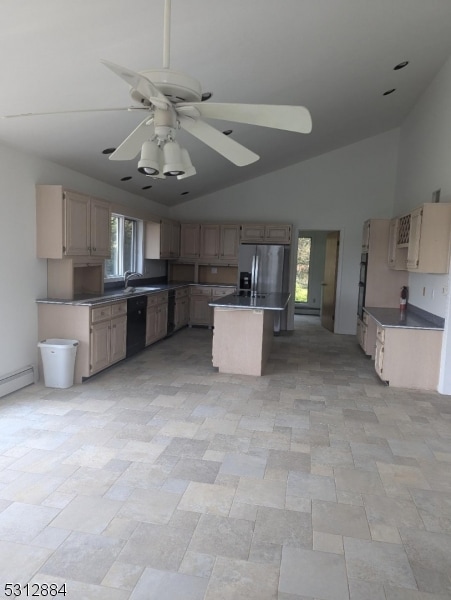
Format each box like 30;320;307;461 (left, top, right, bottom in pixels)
209;292;290;376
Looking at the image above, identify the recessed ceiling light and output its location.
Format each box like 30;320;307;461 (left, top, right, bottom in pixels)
142;185;152;190
201;92;212;102
120;176;132;181
223;130;233;136
181;191;189;196
383;89;396;96
394;61;409;70
102;147;116;155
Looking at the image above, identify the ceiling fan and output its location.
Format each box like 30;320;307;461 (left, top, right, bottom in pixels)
3;0;312;180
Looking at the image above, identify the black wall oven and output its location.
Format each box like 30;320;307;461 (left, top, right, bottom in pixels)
357;252;368;319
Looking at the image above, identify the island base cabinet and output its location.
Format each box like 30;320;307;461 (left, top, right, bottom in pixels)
374;325;442;390
212;307;274;376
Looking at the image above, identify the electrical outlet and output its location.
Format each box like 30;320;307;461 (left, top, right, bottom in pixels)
423;287;426;296
443;286;448;296
431;289;435;299
211;267;217;274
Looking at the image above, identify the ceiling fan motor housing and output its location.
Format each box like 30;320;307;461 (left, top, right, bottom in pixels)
130;69;203;104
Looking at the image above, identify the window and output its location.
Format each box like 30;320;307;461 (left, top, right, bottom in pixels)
105;214;139;279
295;236;312;303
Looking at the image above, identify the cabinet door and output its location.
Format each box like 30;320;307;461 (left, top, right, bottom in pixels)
200;225;220;259
265;224;292;244
180;224;200;258
220;225;240;261
171;222;181;258
189;295;211;325
160;220;173;258
240;224;265;243
90;321;110;373
90;198;111;257
406;207;422;270
146;304;158;345
110;315;127;364
64;191;91;256
156;303;168;339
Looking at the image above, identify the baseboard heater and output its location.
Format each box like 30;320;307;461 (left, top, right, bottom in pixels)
0;365;35;399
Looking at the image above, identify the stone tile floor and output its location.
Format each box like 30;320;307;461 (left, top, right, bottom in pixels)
0;316;451;599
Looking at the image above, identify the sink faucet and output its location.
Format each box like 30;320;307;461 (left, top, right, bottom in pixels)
124;271;143;288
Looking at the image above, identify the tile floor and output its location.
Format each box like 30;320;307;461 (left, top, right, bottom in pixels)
0;316;451;599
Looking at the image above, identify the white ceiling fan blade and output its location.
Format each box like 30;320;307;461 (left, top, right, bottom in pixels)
109;116;155;161
101;60;168;107
2;107;140;119
178;103;312;134
179;116;259;167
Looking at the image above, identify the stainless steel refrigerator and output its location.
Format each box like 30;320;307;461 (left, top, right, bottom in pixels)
238;244;291;332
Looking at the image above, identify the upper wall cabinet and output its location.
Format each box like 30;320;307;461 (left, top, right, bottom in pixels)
36;185;111;259
180;223;200;259
145;219;180;260
200;224;240;263
406;203;451;273
240;224;292;244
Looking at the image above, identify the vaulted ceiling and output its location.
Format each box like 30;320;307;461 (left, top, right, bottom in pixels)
2;1;451;206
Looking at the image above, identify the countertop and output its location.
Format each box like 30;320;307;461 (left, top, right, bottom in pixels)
364;306;444;330
209;292;290;311
36;282;235;307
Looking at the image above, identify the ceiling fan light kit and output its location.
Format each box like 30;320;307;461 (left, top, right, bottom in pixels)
2;0;312;188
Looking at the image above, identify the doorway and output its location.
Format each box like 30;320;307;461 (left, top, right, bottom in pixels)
295;230;340;332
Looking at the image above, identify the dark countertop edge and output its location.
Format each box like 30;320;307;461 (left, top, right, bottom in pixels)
364;305;445;330
36;282;236;306
208;292;290;312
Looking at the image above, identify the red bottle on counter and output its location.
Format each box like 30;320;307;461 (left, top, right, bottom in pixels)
400;286;408;313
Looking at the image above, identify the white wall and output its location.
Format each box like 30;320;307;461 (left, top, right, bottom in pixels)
0;141;169;380
394;55;451;395
172;129;400;334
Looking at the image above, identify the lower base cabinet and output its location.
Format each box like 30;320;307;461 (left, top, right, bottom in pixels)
189;286;235;327
374;324;442;390
357;313;377;358
146;291;168;345
37;300;127;383
174;287;190;330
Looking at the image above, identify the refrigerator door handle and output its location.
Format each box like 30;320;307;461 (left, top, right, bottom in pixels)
253;254;259;296
251;255;256;295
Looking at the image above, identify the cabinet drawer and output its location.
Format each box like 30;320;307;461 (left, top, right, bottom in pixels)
111;301;127;317
212;287;234;297
362;311;369;325
91;304;112;323
147;291;168;306
191;286;212;297
175;287;189;298
376;325;385;343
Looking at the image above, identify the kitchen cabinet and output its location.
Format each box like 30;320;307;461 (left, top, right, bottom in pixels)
47;257;104;300
406;203;451;273
189;286;213;326
145;219;180;259
361;219;408;308
36;185;111;259
37;299;127;383
146;291;168;345
357;311;377;358
189;286;235;327
374;323;442;390
90;302;127;374
174;287;190;330
180;223;200;259
200;224;240;263
388;218;408;270
240;224;292;244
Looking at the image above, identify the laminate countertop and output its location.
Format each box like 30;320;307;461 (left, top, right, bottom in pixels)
364;306;444;330
209;292;290;311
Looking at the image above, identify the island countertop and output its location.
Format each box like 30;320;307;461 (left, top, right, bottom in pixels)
209;292;290;311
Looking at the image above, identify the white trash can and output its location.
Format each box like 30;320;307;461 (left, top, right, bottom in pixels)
38;339;79;388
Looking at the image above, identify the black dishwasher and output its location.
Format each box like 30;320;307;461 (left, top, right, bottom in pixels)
126;295;147;357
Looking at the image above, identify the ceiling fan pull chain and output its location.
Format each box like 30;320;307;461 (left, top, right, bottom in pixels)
163;0;171;69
